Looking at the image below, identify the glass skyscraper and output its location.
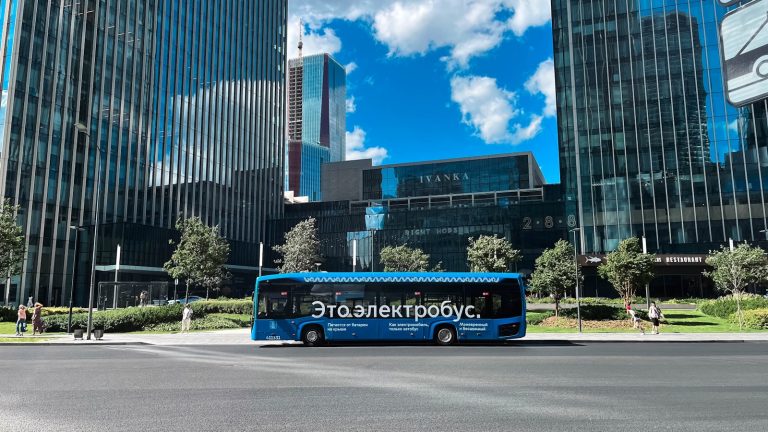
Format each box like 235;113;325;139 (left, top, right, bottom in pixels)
287;53;346;201
0;1;286;306
553;0;768;255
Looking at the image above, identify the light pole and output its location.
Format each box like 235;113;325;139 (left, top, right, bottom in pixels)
642;235;650;310
76;122;100;340
760;229;768;241
67;226;85;333
570;227;582;333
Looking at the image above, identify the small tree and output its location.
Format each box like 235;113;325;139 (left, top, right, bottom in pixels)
0;200;25;286
597;237;655;307
529;240;582;316
164;217;231;300
466;235;521;272
273;217;321;273
703;243;768;329
379;245;442;272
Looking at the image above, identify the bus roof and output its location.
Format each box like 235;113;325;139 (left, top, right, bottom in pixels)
256;272;524;285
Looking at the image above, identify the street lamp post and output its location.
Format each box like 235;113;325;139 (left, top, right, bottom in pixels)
76;122;100;341
570;227;582;333
67;226;85;333
642;236;650;310
760;229;768;241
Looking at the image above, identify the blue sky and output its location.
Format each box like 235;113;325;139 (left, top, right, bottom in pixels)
288;1;559;182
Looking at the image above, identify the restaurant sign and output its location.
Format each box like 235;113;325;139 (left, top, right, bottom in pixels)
578;254;708;267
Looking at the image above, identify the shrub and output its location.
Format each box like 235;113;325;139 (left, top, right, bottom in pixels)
190;300;252;315
699;295;768;319
0;307;16;322
560;305;642;321
526;311;553;325
145;314;250;332
734;308;768;330
41;307;86;316
42;305;195;332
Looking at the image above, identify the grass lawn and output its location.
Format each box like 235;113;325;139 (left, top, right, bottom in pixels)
527;309;763;333
0;337;55;343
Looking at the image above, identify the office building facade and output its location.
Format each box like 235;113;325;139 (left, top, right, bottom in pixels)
0;0;287;306
286;53;346;201
552;0;768;296
273;153;566;274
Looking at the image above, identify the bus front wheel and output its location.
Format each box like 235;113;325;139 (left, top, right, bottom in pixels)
434;326;456;346
302;326;324;347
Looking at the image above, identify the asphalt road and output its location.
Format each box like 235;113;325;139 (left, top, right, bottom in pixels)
1;342;767;432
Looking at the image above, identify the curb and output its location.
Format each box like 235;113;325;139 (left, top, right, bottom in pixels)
0;341;148;346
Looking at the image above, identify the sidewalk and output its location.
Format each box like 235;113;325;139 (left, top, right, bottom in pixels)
4;328;768;345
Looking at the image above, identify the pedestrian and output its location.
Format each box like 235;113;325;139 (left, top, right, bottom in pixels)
15;305;27;336
139;290;147;307
648;301;664;335
27;296;33;309
626;302;645;335
31;303;44;335
181;304;193;333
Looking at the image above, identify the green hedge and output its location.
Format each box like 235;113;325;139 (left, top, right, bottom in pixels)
145;314;250;332
190;300;252;315
526;311;553;325
560;305;642;321
0;307;16;322
733;308;768;330
1;306;88;322
699;295;768;319
42;305;192;332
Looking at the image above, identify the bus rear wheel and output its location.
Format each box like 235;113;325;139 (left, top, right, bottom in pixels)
434;326;456;346
301;326;324;347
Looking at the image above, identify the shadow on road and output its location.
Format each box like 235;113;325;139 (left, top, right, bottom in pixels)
258;340;581;349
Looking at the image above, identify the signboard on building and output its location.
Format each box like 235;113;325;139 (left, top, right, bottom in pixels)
720;0;768;106
579;255;708;267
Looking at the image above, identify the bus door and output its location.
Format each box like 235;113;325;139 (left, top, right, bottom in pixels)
460;286;497;340
379;286;425;340
328;284;379;340
256;288;294;341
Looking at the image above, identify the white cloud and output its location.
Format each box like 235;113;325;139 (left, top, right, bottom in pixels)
450;75;519;144
288;0;551;68
346;96;357;113
346;126;389;165
287;17;342;59
345;62;358;74
503;0;552;36
525;58;556;117
450;74;544;145
510;115;543;144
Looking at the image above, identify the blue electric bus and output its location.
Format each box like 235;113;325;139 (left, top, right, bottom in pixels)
252;272;526;346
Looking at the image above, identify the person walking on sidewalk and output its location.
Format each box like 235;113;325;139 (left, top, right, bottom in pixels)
181;304;193;333
626;302;645;335
648;301;664;335
15;305;27;336
31;303;44;335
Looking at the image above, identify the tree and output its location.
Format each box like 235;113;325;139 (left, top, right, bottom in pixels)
466;235;521;272
379;244;442;272
597;237;655;307
703;243;768;330
164;217;231;300
529;240;582;316
273;217;321;273
0;200;25;291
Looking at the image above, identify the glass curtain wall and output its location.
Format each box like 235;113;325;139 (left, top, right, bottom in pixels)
0;0;286;306
553;0;768;253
